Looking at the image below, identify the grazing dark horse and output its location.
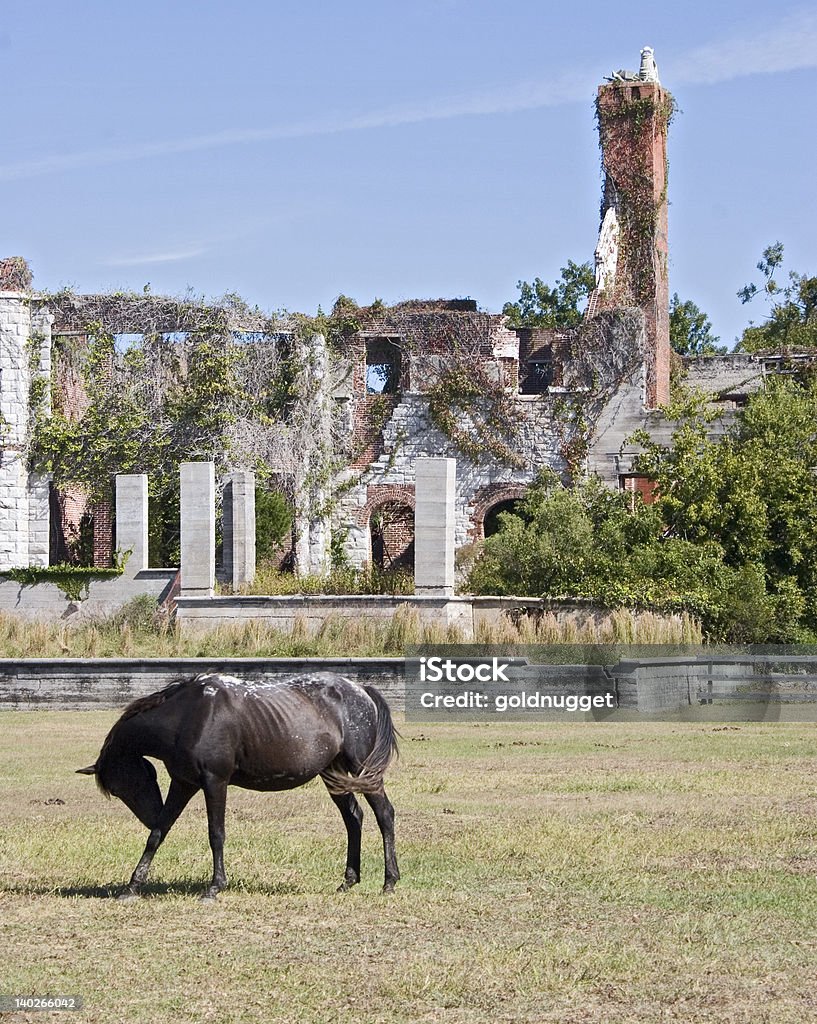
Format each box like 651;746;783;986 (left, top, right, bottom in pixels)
76;672;399;901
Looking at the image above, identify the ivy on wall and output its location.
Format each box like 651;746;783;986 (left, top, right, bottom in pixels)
26;291;311;565
0;564;125;602
595;88;676;306
427;365;525;468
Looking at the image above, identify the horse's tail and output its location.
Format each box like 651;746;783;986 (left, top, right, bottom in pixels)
322;685;399;795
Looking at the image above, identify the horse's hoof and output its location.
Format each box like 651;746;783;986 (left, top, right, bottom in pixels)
199;892;219;904
382;883;397;895
336;878;359;893
116;890;140;902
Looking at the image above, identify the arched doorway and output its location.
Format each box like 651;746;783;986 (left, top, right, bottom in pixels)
483;498;522;538
370;501;415;572
471;484;529;541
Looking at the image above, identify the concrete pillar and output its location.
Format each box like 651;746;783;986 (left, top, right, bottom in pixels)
414;457;456;597
27;472;51;568
223;471;256;589
180;462;215;596
115;474;149;574
293;331;332;576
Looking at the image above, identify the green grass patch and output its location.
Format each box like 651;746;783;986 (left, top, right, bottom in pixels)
2;715;816;1021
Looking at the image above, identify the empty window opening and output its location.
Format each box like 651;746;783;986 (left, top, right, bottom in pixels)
113;333;143;352
519;359;554;395
365;340;402;394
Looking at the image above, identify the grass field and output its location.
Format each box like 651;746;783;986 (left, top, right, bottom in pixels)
2;712;816;1023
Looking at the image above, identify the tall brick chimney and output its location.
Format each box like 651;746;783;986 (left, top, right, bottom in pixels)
591;49;672;408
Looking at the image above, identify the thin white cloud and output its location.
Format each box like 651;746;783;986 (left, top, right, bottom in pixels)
1;9;814;184
664;8;817;85
0;69;592;184
104;243;209;267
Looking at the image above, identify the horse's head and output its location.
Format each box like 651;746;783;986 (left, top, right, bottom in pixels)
76;756;163;830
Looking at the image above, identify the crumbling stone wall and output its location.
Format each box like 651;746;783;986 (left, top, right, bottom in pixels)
0;55;678;577
317;303;646;572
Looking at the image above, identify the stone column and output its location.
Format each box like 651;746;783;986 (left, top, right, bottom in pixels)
414;457;456;597
293;331;332;576
27;472;51;568
180;462;215;596
0;292;52;570
115;474;149;574
223;471;256;589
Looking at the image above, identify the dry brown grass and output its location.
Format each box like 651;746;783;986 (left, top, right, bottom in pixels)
0;601;701;659
1;713;815;1022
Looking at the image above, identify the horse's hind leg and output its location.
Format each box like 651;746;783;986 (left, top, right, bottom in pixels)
329;792;364;892
364;787;399;893
118;779;197;901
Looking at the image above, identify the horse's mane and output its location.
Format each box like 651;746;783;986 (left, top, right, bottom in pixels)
96;678;192;796
115;678;192;726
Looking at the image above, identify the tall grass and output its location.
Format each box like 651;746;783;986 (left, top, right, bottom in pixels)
236;565;414;596
475;607;702;645
0;599;701;658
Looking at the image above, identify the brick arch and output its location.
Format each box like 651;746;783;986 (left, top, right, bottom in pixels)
359;485;416;573
470;483;529;540
353;484;416;527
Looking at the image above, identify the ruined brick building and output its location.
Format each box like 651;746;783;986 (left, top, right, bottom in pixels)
0;52;772;577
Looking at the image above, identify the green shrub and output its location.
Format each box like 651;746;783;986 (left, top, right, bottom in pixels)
255;487;292;561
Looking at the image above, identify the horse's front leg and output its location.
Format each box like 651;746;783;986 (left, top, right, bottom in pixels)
118;779;197;901
201;775;230;902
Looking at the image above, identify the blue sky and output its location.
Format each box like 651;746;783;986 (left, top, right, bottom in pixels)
3;1;815;346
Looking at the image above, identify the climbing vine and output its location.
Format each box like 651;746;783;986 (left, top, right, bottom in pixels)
23;289;335;565
427;365;524;468
595;88;676;306
1;552;129;602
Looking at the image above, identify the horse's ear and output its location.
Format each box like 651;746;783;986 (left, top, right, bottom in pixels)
75;764;98;776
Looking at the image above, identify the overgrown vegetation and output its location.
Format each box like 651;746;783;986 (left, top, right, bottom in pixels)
26;291;332;566
254;487;293;562
471;375;817;642
669;293;725;356
241;564;415;597
595;89;675;306
0;564;125;603
427;363;525;468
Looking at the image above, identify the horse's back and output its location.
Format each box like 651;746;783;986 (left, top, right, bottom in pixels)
175;672;379;789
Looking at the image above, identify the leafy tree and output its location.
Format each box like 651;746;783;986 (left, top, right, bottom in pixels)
631;378;817;639
669;293;725;355
469;377;817;642
737;242;817;353
503;261;594;329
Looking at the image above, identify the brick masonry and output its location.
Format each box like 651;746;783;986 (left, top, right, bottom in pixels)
593;80;670;408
